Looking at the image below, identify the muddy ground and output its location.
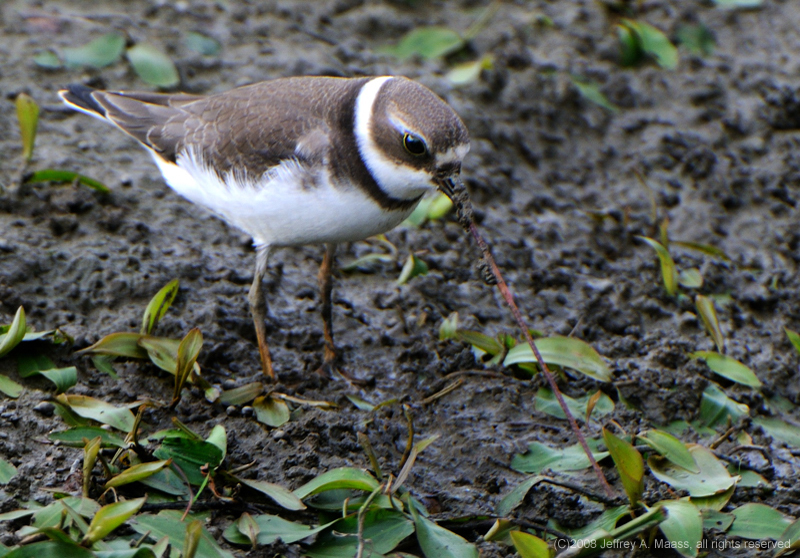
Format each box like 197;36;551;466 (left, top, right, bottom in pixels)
2;0;800;556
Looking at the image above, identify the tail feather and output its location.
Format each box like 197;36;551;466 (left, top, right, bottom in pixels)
59;84;107;119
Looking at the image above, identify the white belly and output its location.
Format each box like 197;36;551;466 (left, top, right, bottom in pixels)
151;150;419;248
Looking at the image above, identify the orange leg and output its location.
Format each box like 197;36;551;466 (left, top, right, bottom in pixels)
318;243;337;368
248;245;274;379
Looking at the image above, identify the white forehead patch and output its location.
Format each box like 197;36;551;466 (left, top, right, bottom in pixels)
435;143;470;166
354;76;435;201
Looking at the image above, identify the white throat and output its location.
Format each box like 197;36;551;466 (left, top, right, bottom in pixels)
354;77;434;200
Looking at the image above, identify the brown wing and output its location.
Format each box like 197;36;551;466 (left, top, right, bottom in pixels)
61;77;368;176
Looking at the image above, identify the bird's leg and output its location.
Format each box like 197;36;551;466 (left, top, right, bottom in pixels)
318;243;338;370
249;245;274;379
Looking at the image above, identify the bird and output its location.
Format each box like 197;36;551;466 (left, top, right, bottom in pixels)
59;75;471;379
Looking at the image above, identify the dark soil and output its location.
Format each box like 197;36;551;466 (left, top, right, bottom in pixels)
1;0;800;556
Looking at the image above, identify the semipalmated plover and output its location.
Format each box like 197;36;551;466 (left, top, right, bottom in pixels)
60;76;470;379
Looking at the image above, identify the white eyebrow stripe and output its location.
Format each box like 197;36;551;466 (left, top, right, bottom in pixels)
435;143;470;165
353;76;435;200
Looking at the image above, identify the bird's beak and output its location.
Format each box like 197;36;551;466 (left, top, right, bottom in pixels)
435;174;461;201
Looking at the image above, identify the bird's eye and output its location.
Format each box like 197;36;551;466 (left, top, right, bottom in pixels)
403;133;427;156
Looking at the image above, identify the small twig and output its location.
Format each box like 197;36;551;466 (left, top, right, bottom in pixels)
464;221;615;499
714;450;773;476
540;477;619;506
168;462;195;518
709;425;740;450
398;405;415;471
358;431;383;480
356;484;384;558
422;378;464;405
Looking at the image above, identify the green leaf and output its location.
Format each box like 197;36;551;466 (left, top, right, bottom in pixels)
38;367;78;393
184;31;221;55
427;191;454;220
777;519;800;558
293;467;379;499
446;56;493;86
345;394;375;411
26;169;110;193
785;327;800;355
676;24;715;57
0;375;24;398
658;500;701;558
753;416;800;448
83;436;102;497
382;26;465;60
571;77;618;112
678;268;704;289
239;478;306;510
33;50;62;68
638;430;698;473
672;241;730;260
138;467;190;497
4;541;94;558
95;550;157;558
648;444;737;497
620;20;678;69
206;424;227;461
184;519;202;558
105;460;171;489
133;511;234;558
510;531;550;558
340;251;394;272
253;394;290;427
77;332;149;359
92;355;118;378
49;427;126;448
690;484;735;511
534;388;614;422
17;355;54;377
496;475;545;517
63;32;126;68
16;94;39;162
691;351;761;388
138;336;180;373
55;394;136;431
511;439;609;474
637;236;677;295
698;383;749;427
439;312;459;341
127;44;180;88
141;279;179;334
411;502;478;558
224;514;333;547
603;428;644;506
153;436;223;485
173;328;202;404
219;382;263;405
701;509;734;531
457;329;503;356
504;336;611;381
0;458;17;484
0;307;26;358
617;23;642;66
554;505;630;540
397;253;428;285
695;296;724;353
727;503;792;540
306;509;413;557
733;468;771;489
561;507;666;558
82;497;146;545
713;0;763;8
